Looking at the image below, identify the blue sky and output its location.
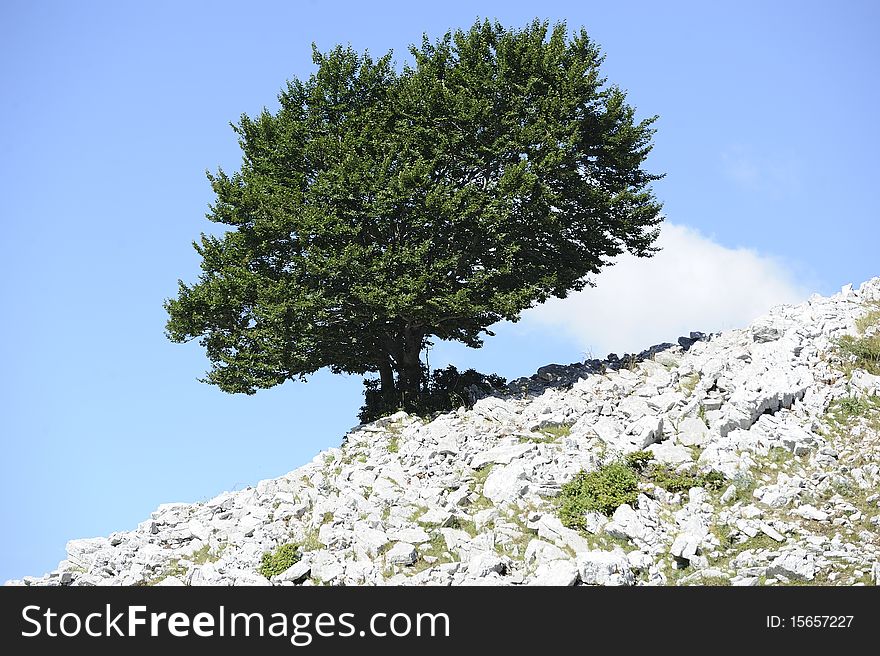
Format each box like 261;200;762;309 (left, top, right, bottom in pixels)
1;1;877;582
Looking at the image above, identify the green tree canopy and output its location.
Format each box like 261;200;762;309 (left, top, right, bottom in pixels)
165;19;663;412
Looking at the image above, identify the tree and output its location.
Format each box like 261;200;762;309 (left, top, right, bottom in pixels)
165;19;663;413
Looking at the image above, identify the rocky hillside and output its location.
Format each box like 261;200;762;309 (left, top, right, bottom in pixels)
9;279;880;587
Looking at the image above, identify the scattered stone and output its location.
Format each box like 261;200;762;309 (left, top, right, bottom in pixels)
670;532;702;561
605;504;647;542
577;550;635;586
850;370;880;396
524;539;567;569
628;415;665;448
677;417;710;447
760;524;786;543
417;508;453;526
482;463;530;504
155;576;186;587
535;515;591;554
388;527;430;544
793;505;829;522
10;277;880;588
767;550;816;581
648;442;692;466
470;443;535;469
467;552;506;577
273;558;312;584
530;560;579;586
310;552;345;583
751;322;783;343
385;543;418;567
720;485;737;504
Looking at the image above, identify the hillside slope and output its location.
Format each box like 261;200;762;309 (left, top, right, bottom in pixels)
9;278;880;586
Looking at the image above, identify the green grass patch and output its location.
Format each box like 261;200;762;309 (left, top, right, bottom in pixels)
823;394;880;443
529;423;572;441
409;505;429;522
410;533;456;574
445;516;478;537
699;575;732;586
493;514;535;559
649;465;725;494
767;446;794;465
189;543;223;566
624;450;654;472
558;461;639;526
471;464;494;486
259;542;301;579
468;494;494;512
855;306;880;334
828;395;878;421
836;305;880;375
299;530;322;553
738;533;781;552
697;404;709;426
680;373;700;397
731;471;757;501
424;532;448;557
142;560;188;586
712;524;737;549
558;451;726;529
628;448;725;493
838;336;876;371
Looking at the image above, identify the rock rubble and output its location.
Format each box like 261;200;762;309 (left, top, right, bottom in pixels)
8;278;880;587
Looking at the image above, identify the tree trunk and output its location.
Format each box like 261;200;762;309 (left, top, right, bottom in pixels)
396;324;424;404
381;325;425;411
398;356;422;398
378;359;396;405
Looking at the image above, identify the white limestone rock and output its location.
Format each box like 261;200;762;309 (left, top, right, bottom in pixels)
529;560;579;586
523;539;568;569
648;442;693;466
272;558;312;584
467;552;507;577
482;463;530;505
577;550;635;586
767;549;816;581
677;416;710;447
470;443;535;469
10;278;880;589
535;515;591;554
605;504;647;542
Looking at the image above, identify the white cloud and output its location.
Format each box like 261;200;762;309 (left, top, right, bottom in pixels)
523;223;810;357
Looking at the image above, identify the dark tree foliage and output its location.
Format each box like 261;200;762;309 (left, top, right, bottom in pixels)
165;19;663;415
